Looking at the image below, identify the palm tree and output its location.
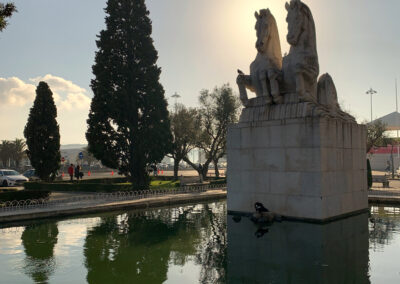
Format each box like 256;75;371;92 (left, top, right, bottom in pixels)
11;138;26;169
0;140;12;167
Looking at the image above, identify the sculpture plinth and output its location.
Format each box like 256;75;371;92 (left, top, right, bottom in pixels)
227;117;367;221
228;0;367;221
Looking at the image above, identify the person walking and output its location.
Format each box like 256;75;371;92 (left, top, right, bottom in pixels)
68;164;74;181
75;165;81;181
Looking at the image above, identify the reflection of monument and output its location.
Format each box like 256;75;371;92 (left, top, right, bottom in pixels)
227;213;370;283
228;0;367;221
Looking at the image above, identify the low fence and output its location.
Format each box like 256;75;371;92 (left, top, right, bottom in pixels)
0;184;227;213
368;189;400;197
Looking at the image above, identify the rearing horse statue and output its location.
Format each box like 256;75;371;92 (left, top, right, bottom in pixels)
237;9;283;106
282;0;319;102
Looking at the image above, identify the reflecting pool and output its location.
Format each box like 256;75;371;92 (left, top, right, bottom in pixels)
0;202;400;283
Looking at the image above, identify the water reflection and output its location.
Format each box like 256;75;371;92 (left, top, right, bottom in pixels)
21;222;59;284
369;206;400;250
227;213;370;284
3;202;400;283
83;203;226;284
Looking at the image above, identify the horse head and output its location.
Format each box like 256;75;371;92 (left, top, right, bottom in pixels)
254;9;273;53
285;0;316;49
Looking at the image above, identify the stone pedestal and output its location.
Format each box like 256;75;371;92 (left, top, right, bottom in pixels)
227;117;367;221
227;213;370;283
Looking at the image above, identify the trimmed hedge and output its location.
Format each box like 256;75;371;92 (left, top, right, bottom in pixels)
0;190;50;202
209;178;227;185
24;182;133;192
24;179;180;192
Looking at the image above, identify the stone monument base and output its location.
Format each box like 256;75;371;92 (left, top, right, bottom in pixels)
227;117;367;222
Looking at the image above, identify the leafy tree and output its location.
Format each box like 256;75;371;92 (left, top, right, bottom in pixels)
0;2;16;32
86;0;172;189
168;104;198;180
366;120;388;153
184;84;240;179
24;82;61;181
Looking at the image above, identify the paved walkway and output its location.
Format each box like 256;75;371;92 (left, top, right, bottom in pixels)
0;189;227;224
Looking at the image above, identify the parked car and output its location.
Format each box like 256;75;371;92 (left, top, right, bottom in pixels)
23;169;40;181
0;169;29;187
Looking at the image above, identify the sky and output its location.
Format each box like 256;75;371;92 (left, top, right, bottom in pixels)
0;0;399;144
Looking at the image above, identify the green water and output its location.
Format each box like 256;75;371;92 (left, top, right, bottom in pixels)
0;202;399;283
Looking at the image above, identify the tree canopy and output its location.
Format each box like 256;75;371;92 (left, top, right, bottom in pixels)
0;2;16;32
184;84;240;178
24;82;61;181
168;103;198;179
366;120;389;153
86;0;172;188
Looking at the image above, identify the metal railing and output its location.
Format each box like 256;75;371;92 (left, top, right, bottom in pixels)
368;189;400;197
0;184;227;213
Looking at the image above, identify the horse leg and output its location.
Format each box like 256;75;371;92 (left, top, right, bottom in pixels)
295;72;307;101
259;72;272;104
237;74;251;107
269;70;283;104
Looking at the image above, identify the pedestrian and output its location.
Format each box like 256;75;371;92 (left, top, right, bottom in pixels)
68;164;74;181
75;165;80;181
386;161;391;172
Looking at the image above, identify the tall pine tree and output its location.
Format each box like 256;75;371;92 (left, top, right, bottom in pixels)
87;0;172;189
24;82;61;181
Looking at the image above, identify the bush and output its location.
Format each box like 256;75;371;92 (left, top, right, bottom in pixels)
209;178;227;185
24;178;181;192
0;190;50;202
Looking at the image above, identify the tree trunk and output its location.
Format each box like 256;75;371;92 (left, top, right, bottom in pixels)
173;158;180;180
183;156;210;182
202;163;210;180
213;159;219;178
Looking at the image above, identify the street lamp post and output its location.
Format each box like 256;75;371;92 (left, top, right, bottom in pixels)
366;88;377;122
171;92;181;112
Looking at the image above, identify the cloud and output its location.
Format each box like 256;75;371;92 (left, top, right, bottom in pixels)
0;74;91;110
0;77;35;106
30;74;86;94
60;93;92;110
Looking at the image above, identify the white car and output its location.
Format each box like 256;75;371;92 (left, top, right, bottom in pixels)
0;169;29;187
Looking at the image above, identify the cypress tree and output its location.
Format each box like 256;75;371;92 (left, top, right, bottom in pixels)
86;0;172;189
24;82;61;181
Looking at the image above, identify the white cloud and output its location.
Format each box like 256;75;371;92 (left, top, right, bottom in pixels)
29;74;86;94
60;92;91;110
0;77;35;106
0;74;91;110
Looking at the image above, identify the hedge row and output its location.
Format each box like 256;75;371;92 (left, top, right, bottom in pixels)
209;178;227;185
24;182;133;192
24;181;180;192
0;190;50;202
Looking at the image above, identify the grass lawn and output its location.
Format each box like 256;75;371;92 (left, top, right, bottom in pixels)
150;180;180;188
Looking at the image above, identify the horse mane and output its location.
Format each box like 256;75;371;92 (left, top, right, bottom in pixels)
289;0;317;53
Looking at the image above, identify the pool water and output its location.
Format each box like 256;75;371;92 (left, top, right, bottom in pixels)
0;202;399;283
